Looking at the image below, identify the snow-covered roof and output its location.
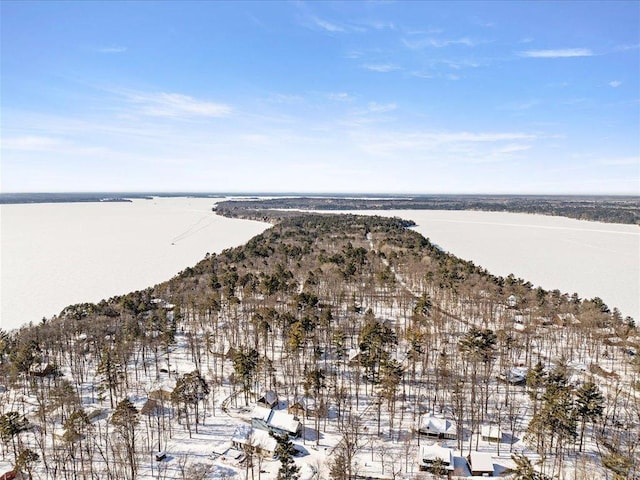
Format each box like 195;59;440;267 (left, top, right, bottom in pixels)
421;415;456;435
251;405;272;423
347;348;360;362
481;425;503;440
502;367;528;384
231;425;277;453
251;406;301;435
212;441;232;456
469;451;494;473
268;409;301;435
259;390;278;405
418;444;454;470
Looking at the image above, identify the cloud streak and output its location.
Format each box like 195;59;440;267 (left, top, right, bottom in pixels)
311;16;345;33
121;91;232;118
403;37;479;49
519;48;593;58
355;130;538;160
361;64;400;73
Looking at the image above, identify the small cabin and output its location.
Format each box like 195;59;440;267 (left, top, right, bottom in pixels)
288;396;319;418
257;390;279;409
468;451;494;476
418;414;457;440
481;425;504;443
231;425;277;459
418;444;455;476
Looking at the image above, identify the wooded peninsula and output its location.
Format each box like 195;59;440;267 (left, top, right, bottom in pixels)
0;206;637;479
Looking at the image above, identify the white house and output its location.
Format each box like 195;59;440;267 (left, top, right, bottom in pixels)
251;405;302;438
481;425;504;443
418;444;455;472
468;451;494;476
419;414;457;440
231;425;278;458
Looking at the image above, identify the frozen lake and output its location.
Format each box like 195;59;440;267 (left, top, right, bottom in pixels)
0;197;270;331
1;201;638;332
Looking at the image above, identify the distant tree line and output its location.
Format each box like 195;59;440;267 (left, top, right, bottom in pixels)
216;195;640;225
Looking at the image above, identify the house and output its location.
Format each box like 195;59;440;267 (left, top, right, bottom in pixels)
468;451;494;476
211;441;246;464
554;313;579;326
499;367;528;385
257;390;278;409
418;414;457;440
481;425;504;443
534;316;553;326
231;424;277;458
418;444;455;475
251;405;302;438
288;396;318;418
347;348;361;365
507;295;518;308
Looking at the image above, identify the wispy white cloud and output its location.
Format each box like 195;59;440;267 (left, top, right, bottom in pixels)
265;93;304;104
608;80;622;88
120;91;232;118
1;135;107;156
411;71;434;79
367;102;397;113
311;16;345;32
327;92;352;102
613;44;640;52
344;50;364;59
520;48;593;58
492;143;533;154
402;37;479;49
352;130;539;163
361;63;400;73
2;135;63;151
357;19;395;30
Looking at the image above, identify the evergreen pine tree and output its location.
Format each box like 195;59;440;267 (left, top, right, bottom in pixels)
274;433;300;480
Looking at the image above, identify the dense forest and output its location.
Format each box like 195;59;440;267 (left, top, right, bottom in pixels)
0;212;638;479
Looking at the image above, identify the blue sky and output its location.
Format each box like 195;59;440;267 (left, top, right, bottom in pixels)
1;1;638;194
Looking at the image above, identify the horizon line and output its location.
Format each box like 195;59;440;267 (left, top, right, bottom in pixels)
1;190;639;198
